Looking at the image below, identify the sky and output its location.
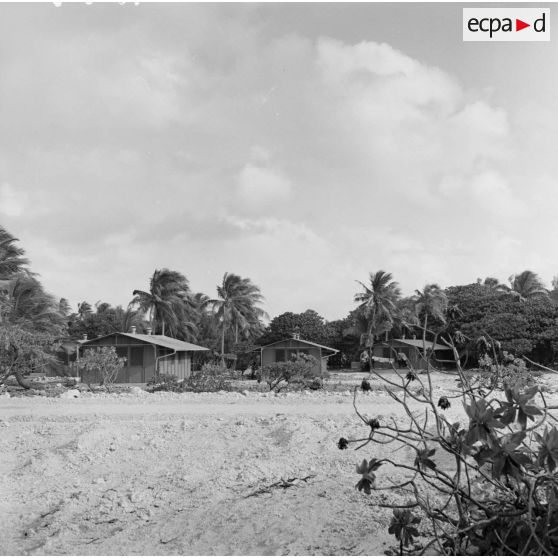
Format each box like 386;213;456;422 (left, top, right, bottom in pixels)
0;2;557;321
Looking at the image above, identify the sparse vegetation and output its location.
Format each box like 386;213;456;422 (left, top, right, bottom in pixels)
259;354;321;392
147;363;232;393
78;346;127;390
339;333;558;555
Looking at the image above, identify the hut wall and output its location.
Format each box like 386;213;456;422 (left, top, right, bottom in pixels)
157;351;191;380
261;341;323;376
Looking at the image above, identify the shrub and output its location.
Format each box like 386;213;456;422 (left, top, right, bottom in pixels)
147;365;232;393
147;373;181;391
0;324;60;389
338;336;558;555
78;346;126;390
476;350;536;390
361;378;372;392
182;370;231;393
199;363;228;377
260;354;320;392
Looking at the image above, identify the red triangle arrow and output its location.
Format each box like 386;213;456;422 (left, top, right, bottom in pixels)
516;19;530;31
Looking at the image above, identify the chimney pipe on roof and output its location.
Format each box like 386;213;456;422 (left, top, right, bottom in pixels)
291;327;301;340
146;327;153;335
82;334;88;341
130;326;137;334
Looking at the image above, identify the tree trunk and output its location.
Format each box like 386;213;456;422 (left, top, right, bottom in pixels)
221;322;226;367
422;314;428;372
150;307;155;333
162;320;165;336
14;367;32;389
368;326;374;374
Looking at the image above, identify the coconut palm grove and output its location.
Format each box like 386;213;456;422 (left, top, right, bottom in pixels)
2;222;558;387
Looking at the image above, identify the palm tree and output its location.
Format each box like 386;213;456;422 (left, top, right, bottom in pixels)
508;270;548;301
131;269;196;338
191;292;220;350
413;284;448;364
393;297;420;339
114;305;145;334
77;301;93;320
0;226;29;280
58;298;71;317
479;277;508;292
354;270;401;367
3;274;66;335
208;273;267;365
550;276;558;305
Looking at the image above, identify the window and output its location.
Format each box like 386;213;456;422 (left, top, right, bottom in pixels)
130;347;143;367
299;349;310;356
116;347;128;360
275;349;285;362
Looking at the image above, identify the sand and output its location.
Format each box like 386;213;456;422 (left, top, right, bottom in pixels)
1;372;555;555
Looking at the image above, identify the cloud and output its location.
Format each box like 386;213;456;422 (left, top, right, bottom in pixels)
235;164;292;212
0;5;556;319
469;170;525;219
0;183;26;217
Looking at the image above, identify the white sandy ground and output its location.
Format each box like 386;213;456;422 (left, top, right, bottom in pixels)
1;373;557;556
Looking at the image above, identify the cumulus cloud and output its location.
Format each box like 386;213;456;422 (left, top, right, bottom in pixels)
0;4;555;318
469;170;525;219
235;164;292;212
0;183;26;217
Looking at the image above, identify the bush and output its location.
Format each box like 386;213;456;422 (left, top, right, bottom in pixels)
147;365;232;393
338;336;558;555
476;351;537;390
147;373;181;391
181;371;231;393
260;354;321;392
78;346;126;390
199;363;228;377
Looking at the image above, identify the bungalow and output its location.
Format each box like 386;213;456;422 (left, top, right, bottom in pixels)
372;338;454;370
78;328;209;383
259;332;339;377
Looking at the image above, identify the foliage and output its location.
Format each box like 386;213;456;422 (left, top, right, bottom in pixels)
131;268;198;340
476;351;538;390
68;301;146;340
338;337;558;555
199;362;229;377
0;323;60;388
259;354;320;392
413;284;448;350
388;510;421;555
258;309;335;346
0;230;67;389
78;346;126;389
0;226;29;279
148;363;232;393
508;270;549;301
354;271;401;343
323;314;361;367
208;272;267;364
2;273;67;335
446;283;558;364
361;378;372;391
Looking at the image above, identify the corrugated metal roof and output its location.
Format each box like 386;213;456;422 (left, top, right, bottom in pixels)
259;337;339;354
81;332;209;352
389;339;450;351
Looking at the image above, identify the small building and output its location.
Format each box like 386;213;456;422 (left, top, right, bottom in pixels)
78;330;209;383
259;333;339;376
372;338;454;370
